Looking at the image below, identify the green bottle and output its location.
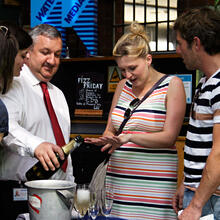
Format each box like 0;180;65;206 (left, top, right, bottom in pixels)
25;135;84;181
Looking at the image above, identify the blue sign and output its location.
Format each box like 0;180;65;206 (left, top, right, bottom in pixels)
31;0;98;56
62;0;90;27
175;74;192;104
31;0;57;27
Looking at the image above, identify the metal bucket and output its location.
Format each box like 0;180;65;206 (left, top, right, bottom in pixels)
25;180;76;220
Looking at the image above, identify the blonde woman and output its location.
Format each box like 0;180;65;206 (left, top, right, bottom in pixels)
85;22;186;219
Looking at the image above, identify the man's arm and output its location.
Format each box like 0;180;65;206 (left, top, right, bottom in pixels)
1;80;65;171
178;123;220;219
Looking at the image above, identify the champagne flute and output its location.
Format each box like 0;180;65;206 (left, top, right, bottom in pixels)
74;184;91;219
88;189;99;220
101;187;114;218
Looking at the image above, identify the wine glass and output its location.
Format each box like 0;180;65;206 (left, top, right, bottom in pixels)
73;184;91;219
101;187;114;218
88;189;99;220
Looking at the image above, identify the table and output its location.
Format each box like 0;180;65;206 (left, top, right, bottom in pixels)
77;215;124;220
17;213;124;220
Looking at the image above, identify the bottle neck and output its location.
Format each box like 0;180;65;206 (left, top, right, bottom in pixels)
62;139;76;155
62;136;84;155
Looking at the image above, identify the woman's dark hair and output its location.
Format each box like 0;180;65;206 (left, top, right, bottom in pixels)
0;21;32;94
0;21;32;50
0;26;18;94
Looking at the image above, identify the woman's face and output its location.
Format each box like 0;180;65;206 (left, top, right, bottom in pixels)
13;48;29;76
116;55;152;87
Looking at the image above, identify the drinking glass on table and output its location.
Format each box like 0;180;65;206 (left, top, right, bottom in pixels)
101;187;114;218
73;184;91;219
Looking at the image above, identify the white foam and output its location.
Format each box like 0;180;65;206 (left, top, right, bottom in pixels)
77;189;90;203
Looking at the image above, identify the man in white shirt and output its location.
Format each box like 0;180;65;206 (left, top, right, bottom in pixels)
0;24;74;219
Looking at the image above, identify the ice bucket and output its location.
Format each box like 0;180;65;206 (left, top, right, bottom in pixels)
25;180;76;220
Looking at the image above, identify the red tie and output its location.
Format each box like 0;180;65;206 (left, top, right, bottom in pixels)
40;82;67;172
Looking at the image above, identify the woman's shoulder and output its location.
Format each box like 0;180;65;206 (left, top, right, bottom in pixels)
158;75;184;94
163;74;183;85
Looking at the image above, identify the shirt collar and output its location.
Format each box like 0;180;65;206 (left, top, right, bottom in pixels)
21;64;52;89
21;64;40;86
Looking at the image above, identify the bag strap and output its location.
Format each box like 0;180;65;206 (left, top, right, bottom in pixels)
116;74;169;135
103;74;169;164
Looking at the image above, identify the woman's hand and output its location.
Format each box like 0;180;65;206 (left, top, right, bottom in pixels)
172;181;184;213
84;137;107;146
100;134;131;154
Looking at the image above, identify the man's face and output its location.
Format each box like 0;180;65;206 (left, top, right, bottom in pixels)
27;35;62;82
176;31;197;70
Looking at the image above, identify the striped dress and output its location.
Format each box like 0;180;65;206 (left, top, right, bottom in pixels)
106;76;178;220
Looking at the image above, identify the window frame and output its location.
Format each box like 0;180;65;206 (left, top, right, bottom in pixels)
113;0;177;53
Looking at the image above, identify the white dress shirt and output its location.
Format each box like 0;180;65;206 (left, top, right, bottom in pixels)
0;64;74;182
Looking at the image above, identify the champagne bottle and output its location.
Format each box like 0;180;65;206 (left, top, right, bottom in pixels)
25;135;84;181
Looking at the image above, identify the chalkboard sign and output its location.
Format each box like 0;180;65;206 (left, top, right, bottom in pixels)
74;72;105;117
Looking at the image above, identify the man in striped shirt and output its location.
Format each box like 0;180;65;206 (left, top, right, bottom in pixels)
172;7;220;220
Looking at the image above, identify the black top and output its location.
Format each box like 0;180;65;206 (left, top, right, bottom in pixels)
0;99;8;136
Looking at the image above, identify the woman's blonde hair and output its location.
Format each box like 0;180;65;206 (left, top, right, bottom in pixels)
113;22;151;58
